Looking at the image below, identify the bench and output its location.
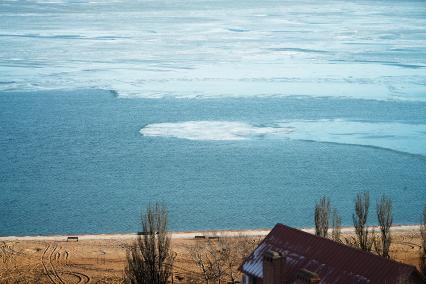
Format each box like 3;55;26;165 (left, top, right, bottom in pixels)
67;236;78;242
137;231;159;235
208;236;219;240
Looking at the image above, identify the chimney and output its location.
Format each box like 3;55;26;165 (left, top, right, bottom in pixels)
263;250;285;284
295;269;320;284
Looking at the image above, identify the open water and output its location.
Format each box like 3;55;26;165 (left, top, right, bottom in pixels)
0;0;425;235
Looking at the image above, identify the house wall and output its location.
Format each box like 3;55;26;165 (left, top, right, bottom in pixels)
242;274;263;284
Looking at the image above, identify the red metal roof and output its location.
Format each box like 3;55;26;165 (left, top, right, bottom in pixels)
240;223;425;284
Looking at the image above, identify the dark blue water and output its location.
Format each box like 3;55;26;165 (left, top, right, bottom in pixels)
1;89;425;236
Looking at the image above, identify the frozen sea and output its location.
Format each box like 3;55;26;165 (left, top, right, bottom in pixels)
0;0;426;236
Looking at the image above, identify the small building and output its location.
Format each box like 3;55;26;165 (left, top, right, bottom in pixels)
240;223;426;284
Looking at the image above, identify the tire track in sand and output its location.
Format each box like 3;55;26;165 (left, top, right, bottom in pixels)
41;242;65;284
42;242;92;284
63;271;90;284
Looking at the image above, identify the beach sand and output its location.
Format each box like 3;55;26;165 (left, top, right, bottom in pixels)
0;225;423;283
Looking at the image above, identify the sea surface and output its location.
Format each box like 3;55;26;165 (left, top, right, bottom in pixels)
0;0;426;236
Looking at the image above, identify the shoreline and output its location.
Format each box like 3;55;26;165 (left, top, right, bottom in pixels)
0;224;420;241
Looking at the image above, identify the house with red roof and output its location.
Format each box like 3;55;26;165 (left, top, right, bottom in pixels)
240;223;426;284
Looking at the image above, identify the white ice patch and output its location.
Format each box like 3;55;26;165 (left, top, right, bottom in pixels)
140;121;293;141
141;119;426;156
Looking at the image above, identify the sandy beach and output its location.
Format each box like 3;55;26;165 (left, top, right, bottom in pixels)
0;225;423;283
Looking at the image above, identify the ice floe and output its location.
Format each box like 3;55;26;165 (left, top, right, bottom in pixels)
140;121;293;141
141;119;426;156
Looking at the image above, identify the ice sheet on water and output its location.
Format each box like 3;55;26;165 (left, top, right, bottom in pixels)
278;119;426;156
141;119;426;156
1;0;425;101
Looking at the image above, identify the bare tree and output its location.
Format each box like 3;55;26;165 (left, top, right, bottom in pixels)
375;195;393;259
352;192;374;252
420;205;426;276
331;208;342;243
124;203;174;284
315;196;331;238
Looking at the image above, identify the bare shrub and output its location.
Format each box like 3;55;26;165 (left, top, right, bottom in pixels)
315;196;331;238
187;235;260;284
420;205;426;276
186;240;216;283
225;235;260;283
352;192;374;252
124;203;174;284
375;195;393;259
0;247;17;283
331;208;342;243
343;236;358;248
